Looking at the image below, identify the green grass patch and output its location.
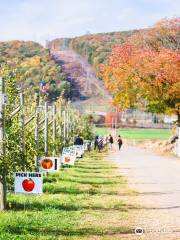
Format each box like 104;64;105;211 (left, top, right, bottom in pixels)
0;151;132;240
95;127;171;140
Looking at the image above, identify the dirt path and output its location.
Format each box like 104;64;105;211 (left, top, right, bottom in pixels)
106;145;180;239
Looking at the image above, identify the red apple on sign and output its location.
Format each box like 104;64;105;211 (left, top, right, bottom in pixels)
65;156;71;163
22;179;35;192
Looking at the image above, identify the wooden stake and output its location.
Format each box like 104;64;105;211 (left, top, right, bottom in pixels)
52;102;56;157
63;110;66;145
20;91;25;170
44;100;48;157
59;105;63;154
34;93;40;171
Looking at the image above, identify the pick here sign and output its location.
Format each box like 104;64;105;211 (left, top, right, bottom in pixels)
15;172;43;194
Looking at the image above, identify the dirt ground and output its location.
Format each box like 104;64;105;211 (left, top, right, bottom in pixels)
106;145;180;240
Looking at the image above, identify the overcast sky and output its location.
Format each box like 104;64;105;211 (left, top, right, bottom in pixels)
0;0;179;45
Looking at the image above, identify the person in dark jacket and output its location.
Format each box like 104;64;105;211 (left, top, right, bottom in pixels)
94;136;99;150
109;134;114;148
117;135;123;150
74;135;83;145
97;137;104;152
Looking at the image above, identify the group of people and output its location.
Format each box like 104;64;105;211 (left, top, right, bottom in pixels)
73;134;123;152
94;134;123;151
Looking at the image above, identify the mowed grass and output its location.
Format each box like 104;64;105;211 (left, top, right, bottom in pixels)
95;127;171;140
0;151;133;240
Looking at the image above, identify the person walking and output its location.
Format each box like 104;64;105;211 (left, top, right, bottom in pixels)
74;135;83;145
117;135;123;150
94;136;99;150
109;134;114;148
98;137;104;152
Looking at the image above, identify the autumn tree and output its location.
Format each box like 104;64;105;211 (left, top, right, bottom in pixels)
101;18;180;122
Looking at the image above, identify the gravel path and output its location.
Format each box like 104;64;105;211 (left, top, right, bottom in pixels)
106;145;180;239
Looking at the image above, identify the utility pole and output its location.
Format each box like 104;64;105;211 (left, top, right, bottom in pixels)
52;102;56;157
34;93;40;171
19;91;25;170
0;76;6;211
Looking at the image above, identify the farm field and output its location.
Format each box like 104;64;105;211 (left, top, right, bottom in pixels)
0;151;132;240
95;127;172;140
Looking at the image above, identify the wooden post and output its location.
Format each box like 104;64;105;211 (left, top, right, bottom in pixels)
68;111;72;140
52;102;56;157
63;110;66;145
44;100;48;157
66;111;69;140
20;91;25;170
0;76;6;211
59;106;63;154
34;93;40;171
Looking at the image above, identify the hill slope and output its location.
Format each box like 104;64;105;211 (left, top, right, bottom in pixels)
0;40;70;100
49;30;136;73
51;48;112;113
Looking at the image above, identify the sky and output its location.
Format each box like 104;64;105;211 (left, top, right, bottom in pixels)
0;0;179;45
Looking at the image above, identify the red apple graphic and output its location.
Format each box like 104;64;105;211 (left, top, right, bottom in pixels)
65;156;70;163
22;179;35;192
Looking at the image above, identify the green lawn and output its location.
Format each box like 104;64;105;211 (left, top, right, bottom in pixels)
0;151;132;240
95;127;171;140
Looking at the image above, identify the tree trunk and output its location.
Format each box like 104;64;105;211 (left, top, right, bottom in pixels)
177;112;180;126
0;175;6;211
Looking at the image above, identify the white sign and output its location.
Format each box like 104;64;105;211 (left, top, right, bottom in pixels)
15;172;43;194
83;140;91;151
40;157;60;172
63;147;77;156
73;145;84;158
61;154;76;165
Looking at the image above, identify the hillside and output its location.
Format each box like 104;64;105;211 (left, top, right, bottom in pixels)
50;49;112;114
48;30;137;112
0;40;70;100
49;30;137;74
49;18;179;77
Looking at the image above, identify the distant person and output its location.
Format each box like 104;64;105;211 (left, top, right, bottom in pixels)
98;137;104;152
117;135;123;150
94;136;99;150
109;134;114;148
74;135;83;145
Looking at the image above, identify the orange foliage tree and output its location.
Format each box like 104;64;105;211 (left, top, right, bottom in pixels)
101;18;180;122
